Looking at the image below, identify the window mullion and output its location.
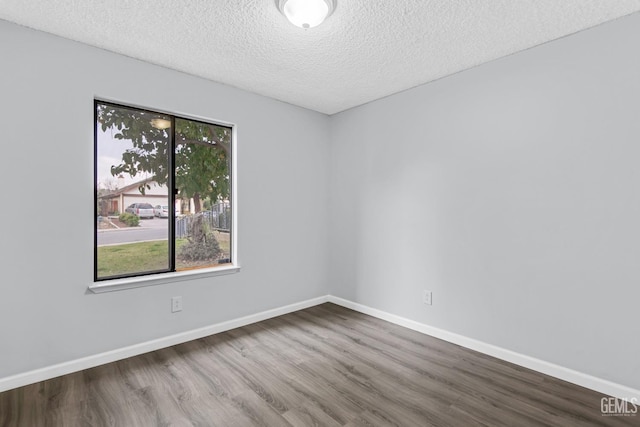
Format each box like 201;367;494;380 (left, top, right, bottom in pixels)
169;115;176;272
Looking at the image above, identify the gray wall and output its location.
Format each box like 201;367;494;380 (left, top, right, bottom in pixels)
0;20;330;379
329;12;640;389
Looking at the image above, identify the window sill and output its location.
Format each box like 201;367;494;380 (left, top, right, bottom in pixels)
89;265;241;293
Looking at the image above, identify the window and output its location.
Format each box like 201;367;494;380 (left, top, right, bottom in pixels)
95;100;234;282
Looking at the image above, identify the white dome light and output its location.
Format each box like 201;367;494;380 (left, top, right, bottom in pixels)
278;0;336;29
150;118;171;130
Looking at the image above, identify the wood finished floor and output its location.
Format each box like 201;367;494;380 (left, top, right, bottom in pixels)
0;303;634;426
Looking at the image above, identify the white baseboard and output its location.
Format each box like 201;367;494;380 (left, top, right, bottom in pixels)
0;295;329;393
3;293;638;403
327;295;640;402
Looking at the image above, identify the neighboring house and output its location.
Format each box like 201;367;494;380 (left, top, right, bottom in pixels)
98;175;215;216
98;176;169;216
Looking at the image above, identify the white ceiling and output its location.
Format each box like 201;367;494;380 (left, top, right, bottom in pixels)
1;1;639;115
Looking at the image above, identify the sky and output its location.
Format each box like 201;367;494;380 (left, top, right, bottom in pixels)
96;127;154;190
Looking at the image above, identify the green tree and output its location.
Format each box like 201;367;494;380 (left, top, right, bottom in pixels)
97;104;230;213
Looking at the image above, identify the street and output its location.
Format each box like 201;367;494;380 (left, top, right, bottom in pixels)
97;218;169;246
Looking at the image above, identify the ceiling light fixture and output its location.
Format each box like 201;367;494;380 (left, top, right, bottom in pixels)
150;118;171;130
278;0;336;29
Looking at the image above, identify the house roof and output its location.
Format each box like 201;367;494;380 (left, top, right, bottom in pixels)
99;177;157;200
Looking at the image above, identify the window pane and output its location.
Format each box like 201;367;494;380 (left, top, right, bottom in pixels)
174;118;232;271
95;103;171;280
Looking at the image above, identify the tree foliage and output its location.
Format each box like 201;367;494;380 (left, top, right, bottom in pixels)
97;104;230;212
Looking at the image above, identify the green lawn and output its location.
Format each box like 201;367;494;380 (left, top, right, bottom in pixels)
97;238;230;279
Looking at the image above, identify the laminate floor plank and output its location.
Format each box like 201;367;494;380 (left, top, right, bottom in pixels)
140;348;259;427
448;360;604;427
229;391;294;427
219;330;368;425
1;303;634;426
312;305;463;360
296;359;456;427
276;313;462;420
212;324;371;425
172;339;250;398
289;310;467;394
213;340;300;414
231;316;442;426
282;403;344;427
311;304;623;426
0;382;47;427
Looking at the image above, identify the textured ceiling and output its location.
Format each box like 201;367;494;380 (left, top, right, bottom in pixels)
1;1;639;114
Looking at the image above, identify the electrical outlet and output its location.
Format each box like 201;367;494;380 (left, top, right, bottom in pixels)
171;296;183;313
423;290;432;306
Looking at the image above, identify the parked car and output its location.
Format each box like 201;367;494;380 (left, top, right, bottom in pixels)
125;203;155;219
154;205;169;218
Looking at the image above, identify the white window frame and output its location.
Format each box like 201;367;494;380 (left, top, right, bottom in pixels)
89;99;239;293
